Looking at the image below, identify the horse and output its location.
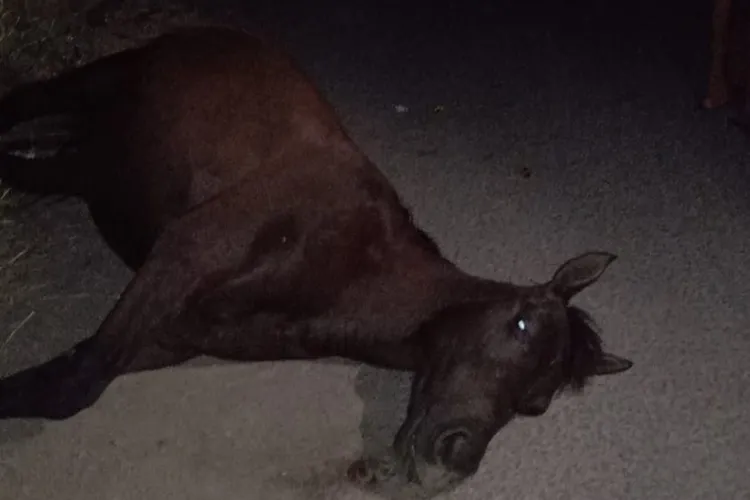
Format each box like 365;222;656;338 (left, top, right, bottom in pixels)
0;25;633;496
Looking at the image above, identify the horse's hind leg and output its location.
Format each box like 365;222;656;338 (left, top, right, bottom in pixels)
0;153;82;197
0;49;132;134
0;79;82;134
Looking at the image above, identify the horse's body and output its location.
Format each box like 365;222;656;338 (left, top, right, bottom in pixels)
0;26;632;496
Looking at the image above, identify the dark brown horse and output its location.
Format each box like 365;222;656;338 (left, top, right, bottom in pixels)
0;25;632;496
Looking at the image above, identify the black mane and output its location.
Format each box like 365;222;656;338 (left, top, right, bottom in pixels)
563;306;606;391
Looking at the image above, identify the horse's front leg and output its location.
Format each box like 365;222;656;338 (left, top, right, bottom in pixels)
0;207;240;420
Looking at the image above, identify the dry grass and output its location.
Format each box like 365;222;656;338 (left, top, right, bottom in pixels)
0;0;202;84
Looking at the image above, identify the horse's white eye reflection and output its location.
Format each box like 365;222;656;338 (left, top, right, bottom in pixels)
517;318;527;331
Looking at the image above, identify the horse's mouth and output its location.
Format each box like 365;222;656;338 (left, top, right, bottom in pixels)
347;413;469;497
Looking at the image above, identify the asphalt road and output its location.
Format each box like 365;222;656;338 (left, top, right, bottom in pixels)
1;1;749;499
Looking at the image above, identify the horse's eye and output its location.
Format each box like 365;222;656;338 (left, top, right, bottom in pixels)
512;314;532;341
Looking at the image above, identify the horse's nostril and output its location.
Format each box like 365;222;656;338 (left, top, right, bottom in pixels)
434;427;471;467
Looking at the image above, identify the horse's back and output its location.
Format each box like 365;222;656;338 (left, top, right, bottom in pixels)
0;25;376;268
93;26;359;212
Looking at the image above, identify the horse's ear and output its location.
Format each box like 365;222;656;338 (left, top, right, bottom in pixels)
589;351;633;376
550;252;616;301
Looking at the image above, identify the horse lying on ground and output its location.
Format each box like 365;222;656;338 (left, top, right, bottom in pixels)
0;25;633;497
